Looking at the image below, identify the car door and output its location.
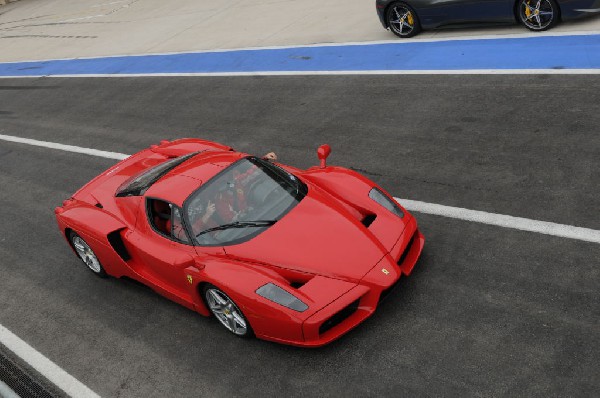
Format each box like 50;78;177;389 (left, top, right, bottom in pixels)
416;0;514;27
124;198;202;308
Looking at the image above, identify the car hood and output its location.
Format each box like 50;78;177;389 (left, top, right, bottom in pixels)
223;189;399;282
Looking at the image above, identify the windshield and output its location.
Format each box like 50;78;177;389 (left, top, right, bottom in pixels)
116;152;198;197
185;157;306;246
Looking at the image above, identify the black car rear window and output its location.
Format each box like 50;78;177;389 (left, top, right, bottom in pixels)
116;152;198;197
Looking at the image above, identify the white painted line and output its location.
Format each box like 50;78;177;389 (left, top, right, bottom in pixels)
1;133;598;244
0;133;128;160
0;380;19;398
0;324;100;398
0;30;599;64
395;198;600;244
1;69;600;78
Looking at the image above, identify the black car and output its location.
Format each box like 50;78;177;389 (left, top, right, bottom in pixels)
376;0;600;37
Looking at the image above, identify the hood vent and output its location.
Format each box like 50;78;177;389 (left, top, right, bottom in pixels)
361;214;377;228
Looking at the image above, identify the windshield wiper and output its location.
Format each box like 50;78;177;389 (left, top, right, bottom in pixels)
196;220;277;237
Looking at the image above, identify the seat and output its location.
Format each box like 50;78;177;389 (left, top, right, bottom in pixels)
151;200;172;235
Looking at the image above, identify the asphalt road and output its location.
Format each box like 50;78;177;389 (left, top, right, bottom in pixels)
0;76;598;397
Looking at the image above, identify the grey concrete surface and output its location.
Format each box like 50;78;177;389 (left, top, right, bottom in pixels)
0;76;599;397
0;0;599;62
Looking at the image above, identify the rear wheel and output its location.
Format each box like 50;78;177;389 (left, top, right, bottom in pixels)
70;231;107;277
203;284;252;338
386;2;421;38
517;0;559;31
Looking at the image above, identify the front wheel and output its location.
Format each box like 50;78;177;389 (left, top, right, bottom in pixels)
517;0;559;31
386;2;421;38
203;284;253;338
70;231;107;277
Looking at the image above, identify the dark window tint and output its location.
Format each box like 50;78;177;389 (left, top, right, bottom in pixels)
116;152;197;197
147;198;190;244
185;157;305;246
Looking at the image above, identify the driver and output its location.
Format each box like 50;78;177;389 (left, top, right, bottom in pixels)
190;200;217;231
213;151;278;223
193;152;278;230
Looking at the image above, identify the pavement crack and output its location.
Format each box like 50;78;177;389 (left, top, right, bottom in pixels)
0;14;55;26
0;21;122;30
349;166;384;177
0;34;98;39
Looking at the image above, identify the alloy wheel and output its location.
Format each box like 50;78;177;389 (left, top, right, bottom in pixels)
205;288;249;336
72;235;102;274
388;4;417;37
520;0;557;30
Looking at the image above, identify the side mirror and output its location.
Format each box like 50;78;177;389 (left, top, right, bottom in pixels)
317;144;331;169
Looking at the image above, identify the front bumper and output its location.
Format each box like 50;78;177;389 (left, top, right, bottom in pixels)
257;227;425;347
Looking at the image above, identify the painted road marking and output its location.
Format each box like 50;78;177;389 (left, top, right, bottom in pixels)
1;133;598;244
0;380;19;398
0;134;128;160
0;324;100;398
0;34;598;77
1;69;599;78
397;199;600;244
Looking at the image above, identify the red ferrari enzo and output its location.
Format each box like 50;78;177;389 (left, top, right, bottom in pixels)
55;139;424;347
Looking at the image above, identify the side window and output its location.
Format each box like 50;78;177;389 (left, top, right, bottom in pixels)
148;199;190;244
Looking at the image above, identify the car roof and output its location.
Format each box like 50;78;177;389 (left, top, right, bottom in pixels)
144;150;245;206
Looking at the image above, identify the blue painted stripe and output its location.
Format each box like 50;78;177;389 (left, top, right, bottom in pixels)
0;34;599;76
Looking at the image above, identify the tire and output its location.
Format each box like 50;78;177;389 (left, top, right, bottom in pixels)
517;0;559;31
203;284;253;338
386;2;421;38
69;231;108;277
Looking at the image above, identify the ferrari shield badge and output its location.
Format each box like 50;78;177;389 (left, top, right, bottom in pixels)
381;268;390;275
186;275;193;284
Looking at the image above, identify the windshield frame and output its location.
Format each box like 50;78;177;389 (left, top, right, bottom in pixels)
183;156;306;247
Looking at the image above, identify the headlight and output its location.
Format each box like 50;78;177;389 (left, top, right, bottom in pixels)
256;283;308;312
369;187;404;218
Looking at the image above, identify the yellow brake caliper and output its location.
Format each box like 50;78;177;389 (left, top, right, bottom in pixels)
407;11;414;26
525;1;531;18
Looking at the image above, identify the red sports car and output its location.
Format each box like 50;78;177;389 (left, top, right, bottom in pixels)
55;139;424;347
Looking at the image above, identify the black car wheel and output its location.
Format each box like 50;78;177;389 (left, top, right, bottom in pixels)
386;2;421;38
517;0;559;31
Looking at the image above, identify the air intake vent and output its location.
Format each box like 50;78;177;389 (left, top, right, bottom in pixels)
361;214;376;228
379;278;401;303
319;299;360;335
397;232;416;266
107;230;131;261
